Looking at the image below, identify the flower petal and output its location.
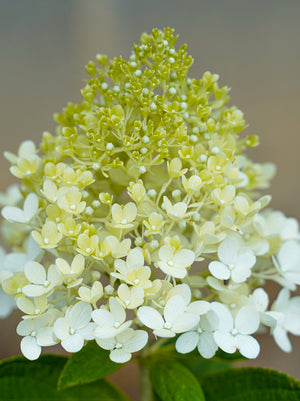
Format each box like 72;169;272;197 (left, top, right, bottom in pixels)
137;306;164;330
1;206;25;223
235;306;259;335
186;300;210;316
251;288;269;312
124;330;148;353
153;328;175;337
176;331;199;354
96;337;116;350
159;245;174;263
22;284;45;297
110;349;132;363
54;317;70;340
17;319;34;336
231;266;251;283
24;261;46;284
197;332;218;359
95;321;132;339
109;297;126;323
218;238;238;265
200;310;220;331
277;240;300;271
173;249;195;268
236;334;260;359
48;265;62;286
172;313;200;333
68;301;92;330
167;284;191;305
208;261;230;280
36;327;57;346
236;249;256;270
77;322;96;340
21;336;41;360
118;283;130;301
211;302;233;331
273;326;292;352
92;309;114;327
213;330;236;354
164;295;185;324
124;202;137;222
61;334;84;353
116;328;134;344
127;248;144;269
23;193;39;221
285;297;300;335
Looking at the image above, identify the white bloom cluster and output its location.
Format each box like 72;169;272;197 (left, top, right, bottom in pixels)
1;28;299;363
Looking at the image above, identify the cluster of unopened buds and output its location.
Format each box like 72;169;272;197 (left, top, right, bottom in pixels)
0;28;299;364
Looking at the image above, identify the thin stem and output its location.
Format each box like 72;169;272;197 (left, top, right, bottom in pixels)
139;361;154;401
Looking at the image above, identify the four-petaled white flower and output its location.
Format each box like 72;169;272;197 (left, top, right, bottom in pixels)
96;328;148;363
137;294;209;338
2;193;39;224
163;196;187;219
117;283;144;309
57;186;86;215
32;221;63;249
267;288;300;353
111;202;137;228
254;210;287;238
16;295;47;317
112;248;152;288
54;301;95;352
280;217;300;241
22;261;62;297
212;302;260;359
104;236;131;258
143;213;164;236
182;175;203;196
250;288;275;328
92;297;132;339
209;238;256;283
17;310;60;360
157;244;195;279
55;254;85;288
273;240;300;290
0;245;36;319
77;281;103;305
176;309;220;359
211;185;235;206
0;184;22;207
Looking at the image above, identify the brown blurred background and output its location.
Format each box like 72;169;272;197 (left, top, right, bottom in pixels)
0;0;299;399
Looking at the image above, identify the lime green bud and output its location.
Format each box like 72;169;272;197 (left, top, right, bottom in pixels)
86;61;97;76
99;193;113;205
96;54;108;67
246;135;260;147
81;86;95;102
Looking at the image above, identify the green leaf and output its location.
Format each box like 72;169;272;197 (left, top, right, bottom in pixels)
0;354;131;401
180;358;230;378
0;354;66;384
179;350;243;378
200;367;300;401
149;344;233;378
148;358;206;401
214;349;245;361
58;340;122;389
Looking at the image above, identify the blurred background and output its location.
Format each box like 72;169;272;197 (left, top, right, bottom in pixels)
0;0;299;398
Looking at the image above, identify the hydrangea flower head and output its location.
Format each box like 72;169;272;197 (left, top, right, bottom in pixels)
0;27;299;363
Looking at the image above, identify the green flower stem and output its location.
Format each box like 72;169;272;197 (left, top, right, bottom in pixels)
139;360;154;401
